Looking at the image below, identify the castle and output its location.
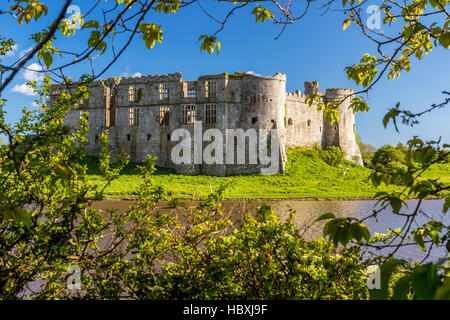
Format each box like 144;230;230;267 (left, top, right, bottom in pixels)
53;72;363;176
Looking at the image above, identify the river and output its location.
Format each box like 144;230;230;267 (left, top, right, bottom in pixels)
94;198;449;263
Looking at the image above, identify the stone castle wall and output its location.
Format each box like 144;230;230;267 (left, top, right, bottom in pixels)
51;72;363;176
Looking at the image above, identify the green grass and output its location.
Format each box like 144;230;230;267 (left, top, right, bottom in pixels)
421;162;450;184
84;148;450;199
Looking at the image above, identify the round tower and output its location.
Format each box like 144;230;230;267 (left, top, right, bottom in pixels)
236;72;287;174
324;88;363;165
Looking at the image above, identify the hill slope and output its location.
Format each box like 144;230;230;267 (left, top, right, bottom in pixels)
86;148;383;199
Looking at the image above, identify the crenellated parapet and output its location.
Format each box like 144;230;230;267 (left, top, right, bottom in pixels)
53;72;363;176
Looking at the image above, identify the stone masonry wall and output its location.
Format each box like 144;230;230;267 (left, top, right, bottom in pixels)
51;72;363;176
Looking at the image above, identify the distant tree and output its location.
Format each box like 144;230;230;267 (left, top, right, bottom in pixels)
0;0;448;301
371;145;405;169
358;136;377;165
396;142;409;155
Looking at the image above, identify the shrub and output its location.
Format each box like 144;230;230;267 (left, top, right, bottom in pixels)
359;140;377;165
146;205;368;300
371;145;406;170
320;146;346;167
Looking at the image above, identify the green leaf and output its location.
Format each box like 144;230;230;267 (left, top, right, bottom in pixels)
315;212;335;221
251;4;274;23
198;34;221;55
414;230;426;251
390;197;402;213
435;277;450;299
82;20;99;29
2;207;32;228
392;274;412;300
54;163;74;181
342;18;351;31
443;196;450;214
369;259;407;300
139;23;163;50
412;263;441;300
42;51;53;68
438;32;450;49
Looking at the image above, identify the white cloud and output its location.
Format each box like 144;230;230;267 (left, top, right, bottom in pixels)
120;67;143;78
11;63;44;96
11;83;36;96
5;44;18;57
244;70;264;77
21;63;44;82
19;46;34;58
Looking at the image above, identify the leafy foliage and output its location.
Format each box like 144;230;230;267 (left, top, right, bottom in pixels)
198;35;221;55
0;0;448;301
251;5;275;23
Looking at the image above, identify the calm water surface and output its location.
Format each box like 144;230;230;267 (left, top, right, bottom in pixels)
23;199;448;297
94;198;449;263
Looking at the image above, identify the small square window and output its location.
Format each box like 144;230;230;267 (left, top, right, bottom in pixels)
252;117;258;124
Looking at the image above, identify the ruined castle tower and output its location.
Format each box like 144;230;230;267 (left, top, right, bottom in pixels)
51;72;363;176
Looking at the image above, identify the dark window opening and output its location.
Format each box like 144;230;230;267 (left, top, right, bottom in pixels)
204;104;217;124
95;135;98;142
167;134;171;141
182;105;196;124
271;119;275;124
288;118;293;125
307;120;311;127
252;117;258;124
127;134;131;141
147;134;151;141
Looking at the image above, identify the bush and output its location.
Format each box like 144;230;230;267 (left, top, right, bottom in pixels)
142;205;368;300
370;144;408;185
320;146;346;167
301;145;346;167
371;145;406;170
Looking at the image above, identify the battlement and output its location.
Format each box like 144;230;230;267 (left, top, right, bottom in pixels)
325;88;355;96
56;71;363;175
93;72;184;86
286;91;308;102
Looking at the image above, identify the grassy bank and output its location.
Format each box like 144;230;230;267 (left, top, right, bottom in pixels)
85;148;450;199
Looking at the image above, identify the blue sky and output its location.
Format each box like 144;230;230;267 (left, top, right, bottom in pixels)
1;0;449;147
